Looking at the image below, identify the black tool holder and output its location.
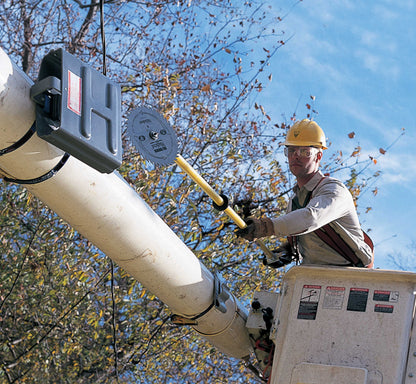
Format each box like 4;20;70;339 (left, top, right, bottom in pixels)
30;49;122;173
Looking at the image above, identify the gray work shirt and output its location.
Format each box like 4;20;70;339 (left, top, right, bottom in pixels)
270;171;373;266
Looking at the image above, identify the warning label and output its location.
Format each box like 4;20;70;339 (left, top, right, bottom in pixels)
67;70;82;115
374;304;394;314
297;285;321;320
300;285;321;303
347;287;369;312
298;302;319;320
373;290;399;303
323;286;345;310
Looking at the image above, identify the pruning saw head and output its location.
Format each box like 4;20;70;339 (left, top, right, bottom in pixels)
126;107;179;166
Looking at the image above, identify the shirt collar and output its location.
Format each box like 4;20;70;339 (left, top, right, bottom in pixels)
293;170;324;193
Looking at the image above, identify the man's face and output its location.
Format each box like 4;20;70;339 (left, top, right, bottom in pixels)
285;146;322;180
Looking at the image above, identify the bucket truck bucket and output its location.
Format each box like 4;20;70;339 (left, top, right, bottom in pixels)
267;265;416;384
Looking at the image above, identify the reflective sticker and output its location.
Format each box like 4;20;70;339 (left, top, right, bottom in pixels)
67;70;82;115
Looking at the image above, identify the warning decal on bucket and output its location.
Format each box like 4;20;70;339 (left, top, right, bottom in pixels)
323;286;346;310
347;287;369;312
374;304;394;314
297;285;321;320
373;290;399;303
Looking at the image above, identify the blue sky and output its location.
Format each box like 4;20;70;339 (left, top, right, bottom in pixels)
262;0;415;269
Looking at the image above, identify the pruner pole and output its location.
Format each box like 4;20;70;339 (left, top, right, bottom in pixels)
175;154;275;260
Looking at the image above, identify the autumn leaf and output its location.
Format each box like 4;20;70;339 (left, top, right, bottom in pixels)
348;132;355;139
351;146;361;157
379;148;386;155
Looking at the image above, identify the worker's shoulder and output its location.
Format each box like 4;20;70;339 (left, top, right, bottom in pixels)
317;175;349;192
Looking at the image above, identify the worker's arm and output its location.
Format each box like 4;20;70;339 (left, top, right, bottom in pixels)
272;178;352;236
237;178;353;241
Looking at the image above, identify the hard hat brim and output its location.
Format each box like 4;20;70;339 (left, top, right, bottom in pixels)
279;140;328;150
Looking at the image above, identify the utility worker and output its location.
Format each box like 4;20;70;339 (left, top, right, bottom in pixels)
237;119;373;267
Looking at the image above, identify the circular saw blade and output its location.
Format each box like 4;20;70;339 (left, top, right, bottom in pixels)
127;107;179;166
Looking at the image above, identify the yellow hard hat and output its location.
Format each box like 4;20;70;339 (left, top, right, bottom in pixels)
281;119;327;149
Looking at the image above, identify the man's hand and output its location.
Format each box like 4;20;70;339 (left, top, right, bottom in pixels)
263;242;295;268
236;217;274;241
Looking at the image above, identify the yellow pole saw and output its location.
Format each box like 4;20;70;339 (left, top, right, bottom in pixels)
126;107;274;260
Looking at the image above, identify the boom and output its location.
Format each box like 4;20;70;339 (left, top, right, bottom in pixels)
0;47;252;360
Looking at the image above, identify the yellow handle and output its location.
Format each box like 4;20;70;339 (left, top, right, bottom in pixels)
175;154;275;259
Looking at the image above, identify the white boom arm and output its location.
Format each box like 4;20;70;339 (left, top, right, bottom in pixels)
0;47;252;359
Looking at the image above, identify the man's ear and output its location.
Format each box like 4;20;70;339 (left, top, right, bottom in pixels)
316;151;323;162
